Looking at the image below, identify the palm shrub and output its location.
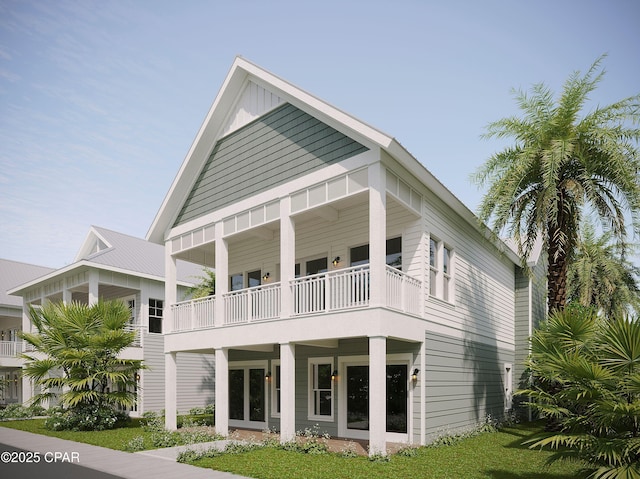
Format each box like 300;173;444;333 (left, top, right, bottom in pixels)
20;300;144;431
519;305;640;478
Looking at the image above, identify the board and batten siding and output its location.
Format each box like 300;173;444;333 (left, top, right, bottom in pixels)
423;330;513;442
174;103;369;227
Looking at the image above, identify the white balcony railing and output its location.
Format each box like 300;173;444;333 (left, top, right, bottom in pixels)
385;265;421;316
123;324;145;347
224;283;281;325
172;295;216;332
292;265;371;315
169;265;422;332
0;341;22;357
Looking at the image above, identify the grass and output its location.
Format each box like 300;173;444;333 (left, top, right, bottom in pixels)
186;423;590;479
0;419;589;478
0;418;150;451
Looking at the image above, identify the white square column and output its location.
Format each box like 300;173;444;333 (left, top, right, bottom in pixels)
164;247;177;333
88;270;99;305
280;342;296;443
280;197;295;319
368;162;386;307
369;335;387;456
164;352;177;430
215;348;229;436
214;222;228;327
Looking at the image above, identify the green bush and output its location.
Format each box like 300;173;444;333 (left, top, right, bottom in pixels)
0;404;46;420
45;405;129;431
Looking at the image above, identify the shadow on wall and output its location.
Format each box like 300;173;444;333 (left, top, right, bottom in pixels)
199;355;215;406
459;266;507;422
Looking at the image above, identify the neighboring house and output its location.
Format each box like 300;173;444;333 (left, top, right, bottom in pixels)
0;259;55;405
7;226;215;415
147;57;546;454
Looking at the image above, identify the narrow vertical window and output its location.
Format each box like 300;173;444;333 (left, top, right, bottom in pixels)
443;246;451;302
149;299;163;334
429;238;438;296
308;358;333;420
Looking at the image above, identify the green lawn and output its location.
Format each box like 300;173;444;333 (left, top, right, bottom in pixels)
0;418;149;450
0;420;589;478
187;424;589;479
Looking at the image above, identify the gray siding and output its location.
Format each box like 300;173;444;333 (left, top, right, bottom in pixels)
142;333;215;414
424;331;513;442
174;103;369;226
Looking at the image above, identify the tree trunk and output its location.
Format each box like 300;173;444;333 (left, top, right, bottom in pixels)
547;229;569;313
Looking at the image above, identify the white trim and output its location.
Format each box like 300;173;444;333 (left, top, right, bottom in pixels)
337;353;412;443
228;360;269;430
270;360;280;418
307;357;334;422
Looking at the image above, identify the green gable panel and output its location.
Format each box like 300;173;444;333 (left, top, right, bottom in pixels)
173;103;369;227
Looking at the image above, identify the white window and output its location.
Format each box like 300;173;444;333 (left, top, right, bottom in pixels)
429;237;454;303
271;361;281;417
308;357;334;421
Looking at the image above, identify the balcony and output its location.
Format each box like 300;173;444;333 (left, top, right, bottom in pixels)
171;265;421;333
0;341;23;358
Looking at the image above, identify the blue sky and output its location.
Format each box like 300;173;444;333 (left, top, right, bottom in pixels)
1;0;638;268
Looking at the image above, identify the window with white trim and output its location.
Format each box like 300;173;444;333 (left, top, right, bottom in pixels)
308;357;333;420
149;299;163;334
429;237;454;303
271;361;281;417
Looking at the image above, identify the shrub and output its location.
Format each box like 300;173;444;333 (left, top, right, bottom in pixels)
0;404;46;420
45;405;129;431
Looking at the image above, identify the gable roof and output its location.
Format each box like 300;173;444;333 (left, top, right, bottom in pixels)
0;259;55;307
146;57;521;265
8;226;203;296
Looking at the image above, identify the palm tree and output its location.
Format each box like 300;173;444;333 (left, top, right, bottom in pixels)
20;300;144;428
519;306;640;478
184;268;216;299
473;56;640;312
568;221;640;317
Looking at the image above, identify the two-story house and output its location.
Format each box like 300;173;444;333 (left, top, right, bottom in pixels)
8;226;215;415
0;259;55;406
147;57;545;454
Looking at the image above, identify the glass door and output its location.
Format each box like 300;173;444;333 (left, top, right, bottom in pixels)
344;364;408;435
229;366;267;427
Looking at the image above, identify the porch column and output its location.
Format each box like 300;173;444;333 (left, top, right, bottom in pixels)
280;342;296;443
20;297;32;405
368;162;386;307
214;347;229;436
369;335;386;456
280;197;295;318
21;376;32;406
214;222;228;327
62;287;72;305
164;352;177;430
419;340;426;445
164;247;177;333
88;270;99;305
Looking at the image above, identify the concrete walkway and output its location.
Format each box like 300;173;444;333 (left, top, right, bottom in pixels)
0;427;250;479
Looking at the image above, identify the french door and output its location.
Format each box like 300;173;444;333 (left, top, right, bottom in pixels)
228;362;268;429
340;357;410;441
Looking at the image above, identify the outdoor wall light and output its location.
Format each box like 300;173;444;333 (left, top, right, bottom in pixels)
332;256;341;267
265;371;272;382
411;369;420;382
262;272;270;282
135;373;141;382
331;370;338;381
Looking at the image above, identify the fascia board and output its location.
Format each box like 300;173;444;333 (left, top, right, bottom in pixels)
385;139;522;266
146;57;397;245
146;60;249;244
8;261;195;297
